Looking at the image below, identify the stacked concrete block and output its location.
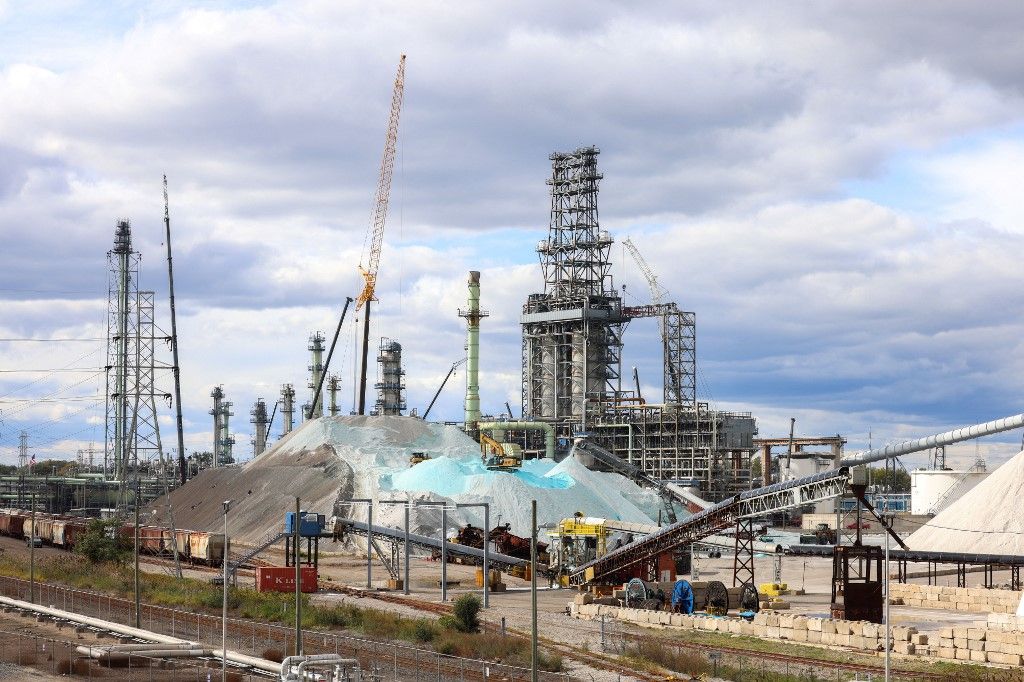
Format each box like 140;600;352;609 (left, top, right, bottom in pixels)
889;582;1021;614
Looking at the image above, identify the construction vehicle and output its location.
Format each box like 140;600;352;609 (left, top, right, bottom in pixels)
480;433;522;471
409;451;430;466
355;55;406;415
799;522;837;545
548;514;659;577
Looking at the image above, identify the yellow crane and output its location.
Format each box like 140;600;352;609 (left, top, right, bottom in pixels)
356;54;406;414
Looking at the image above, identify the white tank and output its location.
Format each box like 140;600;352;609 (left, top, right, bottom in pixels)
911;469;989;515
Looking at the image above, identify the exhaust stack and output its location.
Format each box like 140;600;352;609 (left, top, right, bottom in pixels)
459;271;488;432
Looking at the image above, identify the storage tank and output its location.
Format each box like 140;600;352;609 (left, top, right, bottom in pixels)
911;469;989;515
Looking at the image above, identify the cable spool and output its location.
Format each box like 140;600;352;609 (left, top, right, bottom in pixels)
740;582;760;612
705;580;729;615
625;578;648;608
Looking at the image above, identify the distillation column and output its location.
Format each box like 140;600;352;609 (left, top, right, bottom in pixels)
210;387;224;467
251;398;268;457
281;384;295;435
374;338;406;416
328;375;341;416
307;332;325;420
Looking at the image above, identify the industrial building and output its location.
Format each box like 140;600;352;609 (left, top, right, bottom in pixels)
517;146;757;501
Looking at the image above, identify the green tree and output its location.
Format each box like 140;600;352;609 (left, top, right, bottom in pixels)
75;519;130;564
867;466;910;492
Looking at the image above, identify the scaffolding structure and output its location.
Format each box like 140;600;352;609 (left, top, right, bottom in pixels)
251;398;268;457
519;147;756;501
374;338;406;416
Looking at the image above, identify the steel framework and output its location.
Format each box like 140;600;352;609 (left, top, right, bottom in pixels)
374;338;405;416
104;220;139;481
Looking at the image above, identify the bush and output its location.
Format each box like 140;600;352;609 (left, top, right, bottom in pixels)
412;619;436;643
451;594;481;633
75;520;130;565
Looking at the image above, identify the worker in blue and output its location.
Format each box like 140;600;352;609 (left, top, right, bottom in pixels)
671;579;695;614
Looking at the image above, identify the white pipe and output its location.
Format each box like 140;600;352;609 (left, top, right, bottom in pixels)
478;421;555;459
0;594;283;675
841;413;1024;467
282;654;359;681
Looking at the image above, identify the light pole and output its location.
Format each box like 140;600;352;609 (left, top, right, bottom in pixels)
530;499;538;682
884;512;891;682
350;498;373;589
293;496;302;657
134;481;141;628
381;498;411;594
222;499;231;682
415;501;453;602
29;492;35;604
456;502;490;608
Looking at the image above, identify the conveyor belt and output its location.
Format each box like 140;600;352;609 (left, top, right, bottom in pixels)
333;518;528;569
569;467;850;585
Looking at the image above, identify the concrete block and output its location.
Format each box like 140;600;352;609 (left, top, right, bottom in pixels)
968;628;987;640
835;634;851;646
821;620;837;635
753;624;767;637
967;640;986;651
739;621;754;636
969;649;988;663
793;629;808;642
807;617;823;632
779;614;794;628
938;647;956;660
767;626;781;639
779;627;793;640
806;630;821;644
820;632;835;646
658;612;672;625
955;649;971;661
765;612;780;627
894;642;915;655
954;637;968;649
862;622;879;638
913;633;929;646
990;652;1023;665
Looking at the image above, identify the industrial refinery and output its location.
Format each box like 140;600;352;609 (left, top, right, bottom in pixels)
2;6;1024;681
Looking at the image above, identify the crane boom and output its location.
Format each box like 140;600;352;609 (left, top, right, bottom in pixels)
622;237;667;304
356;55;406;415
356;54;406;312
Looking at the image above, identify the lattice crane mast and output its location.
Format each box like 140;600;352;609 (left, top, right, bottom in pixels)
356;54;406;415
622;237;680;399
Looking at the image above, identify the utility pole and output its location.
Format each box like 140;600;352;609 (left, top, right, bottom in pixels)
294;496;302;656
222;499;231;682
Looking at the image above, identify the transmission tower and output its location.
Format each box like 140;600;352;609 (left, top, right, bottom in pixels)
17;432;28;471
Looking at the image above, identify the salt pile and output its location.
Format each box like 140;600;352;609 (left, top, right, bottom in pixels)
907;448;1024;555
153;415;666;546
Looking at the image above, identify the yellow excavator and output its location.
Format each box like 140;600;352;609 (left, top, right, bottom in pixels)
409;451;430;466
480;434;522;471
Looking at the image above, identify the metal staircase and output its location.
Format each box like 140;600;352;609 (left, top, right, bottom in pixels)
926;467;982;516
227;530;288;580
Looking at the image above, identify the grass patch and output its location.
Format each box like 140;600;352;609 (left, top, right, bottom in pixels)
0;553;563;672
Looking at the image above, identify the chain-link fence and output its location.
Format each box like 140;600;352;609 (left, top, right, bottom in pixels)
0;576;568;681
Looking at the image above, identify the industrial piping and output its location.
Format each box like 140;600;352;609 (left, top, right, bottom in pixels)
840;413;1024;468
477;421;555;460
0;594;282;675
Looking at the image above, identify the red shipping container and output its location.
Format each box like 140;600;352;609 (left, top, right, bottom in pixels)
255;566;318;593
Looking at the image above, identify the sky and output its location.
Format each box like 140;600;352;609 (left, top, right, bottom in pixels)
1;1;1023;472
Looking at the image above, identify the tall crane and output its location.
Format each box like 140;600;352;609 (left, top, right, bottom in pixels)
356;54;406;415
622;237;680;399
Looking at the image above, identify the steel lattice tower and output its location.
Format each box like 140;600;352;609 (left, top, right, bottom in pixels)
128;290;171;478
104;220;140;481
522;146;624;426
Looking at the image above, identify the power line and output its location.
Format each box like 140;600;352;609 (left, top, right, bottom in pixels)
0;338;104;342
0;368;102;373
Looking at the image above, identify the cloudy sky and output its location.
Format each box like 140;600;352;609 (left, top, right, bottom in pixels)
1;1;1023;471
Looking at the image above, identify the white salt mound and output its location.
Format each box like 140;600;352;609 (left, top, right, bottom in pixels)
907;448;1024;556
154;415;668;545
